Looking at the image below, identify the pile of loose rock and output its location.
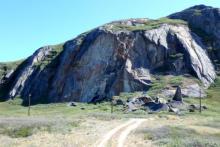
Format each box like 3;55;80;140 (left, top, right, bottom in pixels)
67;86;207;114
122;86;207;114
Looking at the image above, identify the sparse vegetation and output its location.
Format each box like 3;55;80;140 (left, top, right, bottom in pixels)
0;126;34;138
0;77;219;146
0;59;24;78
110;18;187;31
145;126;220;147
117;92;143;101
34;43;64;70
169;76;184;86
146;75;190;97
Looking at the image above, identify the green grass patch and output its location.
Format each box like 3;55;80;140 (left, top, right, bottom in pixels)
146;75;185;97
0;117;82;138
183;76;220;119
169;76;184;86
0;126;33;138
0;60;24;71
110;18;187;31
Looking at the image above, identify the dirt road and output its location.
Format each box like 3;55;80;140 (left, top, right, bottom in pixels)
95;118;154;147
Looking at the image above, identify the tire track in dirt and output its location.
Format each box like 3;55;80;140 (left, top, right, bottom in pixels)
95;118;154;147
117;119;146;147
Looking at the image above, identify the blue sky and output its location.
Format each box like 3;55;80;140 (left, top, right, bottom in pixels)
0;0;220;62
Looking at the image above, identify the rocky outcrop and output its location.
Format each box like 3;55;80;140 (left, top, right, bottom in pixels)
139;23;216;86
172;86;182;102
0;5;218;104
169;5;220;40
169;5;220;70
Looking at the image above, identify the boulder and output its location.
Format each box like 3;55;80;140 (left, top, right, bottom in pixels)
182;84;206;97
188;104;208;111
173;86;183;102
145;102;169;112
125;95;153;111
189;108;195;112
126;97;147;112
67;102;77;107
155;97;167;104
161;84;206;98
136;96;154;103
113;99;124;105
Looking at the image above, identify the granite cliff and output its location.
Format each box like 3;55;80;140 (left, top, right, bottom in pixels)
0;5;219;104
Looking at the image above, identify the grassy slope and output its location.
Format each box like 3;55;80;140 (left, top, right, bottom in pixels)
0;78;219;133
0;43;64;77
0;59;24;78
110;18;187;31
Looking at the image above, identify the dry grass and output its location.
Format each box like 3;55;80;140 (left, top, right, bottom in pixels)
126;115;220;147
0;117;125;147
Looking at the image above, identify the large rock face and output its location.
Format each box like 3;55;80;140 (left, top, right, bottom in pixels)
0;5;218;104
169;5;220;40
169;5;220;70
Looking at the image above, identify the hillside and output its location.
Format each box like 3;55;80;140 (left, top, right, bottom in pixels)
0;5;219;105
0;4;220;147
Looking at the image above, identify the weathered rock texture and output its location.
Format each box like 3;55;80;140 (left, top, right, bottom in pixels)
0;5;219;104
169;5;220;70
161;84;206;98
173;86;182;102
